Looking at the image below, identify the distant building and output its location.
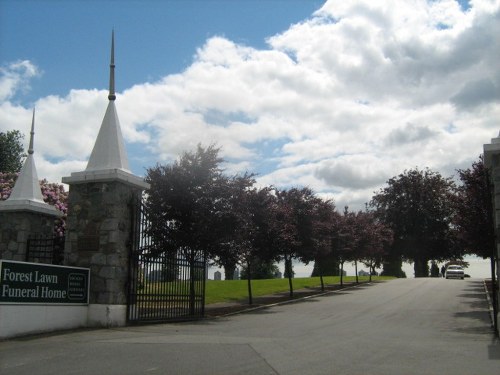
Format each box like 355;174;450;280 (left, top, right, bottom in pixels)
274;271;282;279
358;270;370;277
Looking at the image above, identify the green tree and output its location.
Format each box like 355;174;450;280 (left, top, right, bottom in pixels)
334;207;358;285
454;156;497;333
310;198;340;290
0;130;26;173
354;211;393;282
145;144;229;260
370;168;456;277
213;173;259;281
145;144;230;313
271;187;321;297
454;156;495;259
240;259;279;280
230;186;278;304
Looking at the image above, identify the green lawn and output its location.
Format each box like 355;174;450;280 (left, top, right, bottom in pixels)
205;276;394;305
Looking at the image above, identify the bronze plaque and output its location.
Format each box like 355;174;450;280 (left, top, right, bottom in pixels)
77;235;100;252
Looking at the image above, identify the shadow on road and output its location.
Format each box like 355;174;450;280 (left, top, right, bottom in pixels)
204;281;378;317
453;279;494;336
488;338;500;360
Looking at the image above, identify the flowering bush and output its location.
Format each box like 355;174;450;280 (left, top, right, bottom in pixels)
0;172;68;237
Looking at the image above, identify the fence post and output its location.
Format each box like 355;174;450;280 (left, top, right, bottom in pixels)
484;134;500;336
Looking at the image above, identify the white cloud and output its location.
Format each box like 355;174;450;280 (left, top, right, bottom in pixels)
1;0;499;212
0;60;40;101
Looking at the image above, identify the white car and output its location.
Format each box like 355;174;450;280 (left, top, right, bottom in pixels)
445;265;464;279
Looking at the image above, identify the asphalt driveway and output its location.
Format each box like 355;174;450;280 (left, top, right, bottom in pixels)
1;278;498;375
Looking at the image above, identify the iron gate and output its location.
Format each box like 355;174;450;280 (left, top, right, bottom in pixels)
128;198;206;323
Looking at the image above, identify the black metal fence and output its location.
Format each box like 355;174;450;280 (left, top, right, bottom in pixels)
26;235;65;265
128;199;206;323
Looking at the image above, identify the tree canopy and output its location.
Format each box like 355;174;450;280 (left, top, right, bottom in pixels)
370;168;456;277
145;144;232;261
454;156;495;259
0;130;26;173
143;144;493;282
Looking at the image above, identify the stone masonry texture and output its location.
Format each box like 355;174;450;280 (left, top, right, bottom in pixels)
64;181;142;305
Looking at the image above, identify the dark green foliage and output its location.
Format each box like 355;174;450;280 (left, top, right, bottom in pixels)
454;156;495;259
311;199;339;277
0;130;26;173
270;187;322;296
161;254;179;282
145;144;229;260
240;260;279;280
311;253;340;276
370;168;456;277
380;254;407;278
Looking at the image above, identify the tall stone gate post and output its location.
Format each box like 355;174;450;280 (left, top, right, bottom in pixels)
62;32;149;327
483;133;500;334
0;110;62;260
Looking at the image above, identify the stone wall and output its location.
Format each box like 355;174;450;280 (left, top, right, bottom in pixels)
0;211;56;261
64;181;142;305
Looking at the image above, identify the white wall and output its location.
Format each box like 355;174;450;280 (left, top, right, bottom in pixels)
0;304;88;339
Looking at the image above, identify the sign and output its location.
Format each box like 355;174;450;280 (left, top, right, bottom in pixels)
0;260;89;305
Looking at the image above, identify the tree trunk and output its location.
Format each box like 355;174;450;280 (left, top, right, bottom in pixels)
355;260;359;283
223;263;236;280
320;274;325;291
381;253;405;278
414;257;429;278
285;255;294;298
246;261;253;305
340;261;344;287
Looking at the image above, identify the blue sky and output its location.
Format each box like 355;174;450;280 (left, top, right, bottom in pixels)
1;0;499;212
1;1;320;102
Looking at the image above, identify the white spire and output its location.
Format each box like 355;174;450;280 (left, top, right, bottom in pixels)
28;109;35;155
108;29;116;101
62;31;149;190
0;109;61;216
85;31;130;173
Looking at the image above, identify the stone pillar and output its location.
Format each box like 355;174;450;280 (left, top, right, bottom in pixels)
0;108;62;261
0;210;57;261
484;135;500;334
61;31;149;326
63;172;147;327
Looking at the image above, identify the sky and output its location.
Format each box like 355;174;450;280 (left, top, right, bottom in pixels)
1;0;499;213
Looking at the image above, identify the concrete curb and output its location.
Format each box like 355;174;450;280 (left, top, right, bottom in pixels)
212;282;372;318
483;279;496;329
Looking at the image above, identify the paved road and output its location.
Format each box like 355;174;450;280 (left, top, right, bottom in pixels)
1;278;499;374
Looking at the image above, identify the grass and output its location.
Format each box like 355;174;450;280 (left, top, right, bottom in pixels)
205;276;394;305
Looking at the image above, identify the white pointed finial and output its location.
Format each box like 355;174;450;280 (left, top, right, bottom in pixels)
0;109;62;217
61;29;149;191
108;30;116;101
28;108;35;155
